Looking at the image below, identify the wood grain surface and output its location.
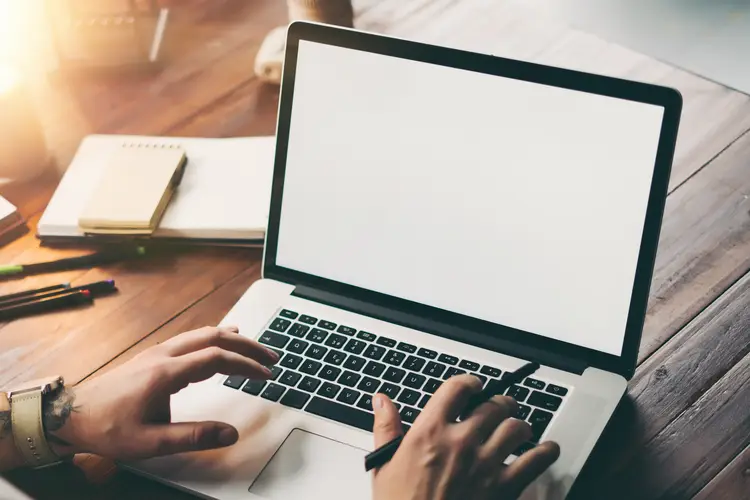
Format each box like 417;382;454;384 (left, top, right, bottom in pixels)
1;1;749;499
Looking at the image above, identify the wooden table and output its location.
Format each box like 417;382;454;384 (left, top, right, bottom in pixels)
1;1;749;498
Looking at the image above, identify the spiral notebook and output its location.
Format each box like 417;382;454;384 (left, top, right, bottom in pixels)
38;135;276;246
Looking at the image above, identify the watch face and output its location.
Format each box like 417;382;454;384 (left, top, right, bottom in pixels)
6;376;64;395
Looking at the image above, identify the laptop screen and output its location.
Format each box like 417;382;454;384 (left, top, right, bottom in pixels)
275;40;665;357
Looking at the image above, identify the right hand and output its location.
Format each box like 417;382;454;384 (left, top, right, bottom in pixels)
371;375;560;500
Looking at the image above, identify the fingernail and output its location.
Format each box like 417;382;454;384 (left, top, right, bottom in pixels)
218;426;238;447
262;366;273;377
373;394;384;411
266;348;280;361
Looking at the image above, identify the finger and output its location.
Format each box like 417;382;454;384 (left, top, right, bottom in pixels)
482;416;533;462
422;374;482;423
498;441;560;498
162;326;280;366
372;393;404;449
164;347;274;393
460;395;517;442
140;421;239;457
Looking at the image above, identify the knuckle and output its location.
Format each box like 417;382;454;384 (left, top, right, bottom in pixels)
203;346;227;365
506;417;533;439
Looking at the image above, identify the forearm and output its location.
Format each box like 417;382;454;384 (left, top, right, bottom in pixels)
0;388;83;472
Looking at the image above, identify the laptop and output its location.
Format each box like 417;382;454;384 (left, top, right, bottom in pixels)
123;21;682;500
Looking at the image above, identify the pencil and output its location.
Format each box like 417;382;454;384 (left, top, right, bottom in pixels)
0;290;93;320
363;361;541;472
0;280;116;308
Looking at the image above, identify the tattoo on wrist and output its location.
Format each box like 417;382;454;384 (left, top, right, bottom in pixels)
42;387;79;447
0;410;10;441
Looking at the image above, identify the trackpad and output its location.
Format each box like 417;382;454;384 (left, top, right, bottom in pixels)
249;429;371;500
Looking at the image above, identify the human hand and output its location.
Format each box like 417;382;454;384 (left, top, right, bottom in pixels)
371;375;560;500
50;326;279;460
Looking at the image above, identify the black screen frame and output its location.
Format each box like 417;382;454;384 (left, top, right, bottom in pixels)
263;21;682;380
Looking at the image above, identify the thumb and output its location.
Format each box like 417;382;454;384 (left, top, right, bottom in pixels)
142;421;239;457
372;393;403;448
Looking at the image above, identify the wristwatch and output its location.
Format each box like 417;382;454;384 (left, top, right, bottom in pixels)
7;376;65;468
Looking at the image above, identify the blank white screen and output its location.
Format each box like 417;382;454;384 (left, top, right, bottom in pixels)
276;40;664;356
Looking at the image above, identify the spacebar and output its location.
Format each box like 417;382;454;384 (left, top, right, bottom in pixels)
305;397;374;432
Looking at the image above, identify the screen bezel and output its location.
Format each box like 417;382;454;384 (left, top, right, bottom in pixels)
263;21;682;379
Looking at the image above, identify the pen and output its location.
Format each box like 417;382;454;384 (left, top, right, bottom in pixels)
0;280;116;308
0;282;71;303
0;246;145;277
0;290;93;320
363;361;541;472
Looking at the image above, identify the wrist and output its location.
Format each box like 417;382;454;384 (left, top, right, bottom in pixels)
41;385;88;457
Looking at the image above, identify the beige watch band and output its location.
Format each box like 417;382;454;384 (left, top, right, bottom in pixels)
10;390;61;467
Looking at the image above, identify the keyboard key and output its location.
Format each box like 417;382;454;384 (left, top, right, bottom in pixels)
403;355;426;372
280;371;302;386
269;317;292;333
261;383;285;402
306;344;328;360
299;314;317;325
270;366;282;381
337;325;357;336
338;371;361;387
320;365;342;381
279;309;298;319
506;385;530;402
418;393;431;408
480;366;502;378
400;406;421;423
357;331;377;342
300;359;322;375
404;373;426;390
363;361;386;377
398;388;421;406
299;376;322;393
546;384;568;396
378;382;401;399
357;394;374;411
343;355;367;371
287;338;310;354
438;354;459;365
528;409;553;441
528;391;562;411
523;378;546;390
223;375;245;389
258;331;290;349
280;388;310;409
242;380;266;395
376;336;397;348
473;374;488;386
306;396;374;432
363;344;386;360
396;342;417;353
459;360;480;371
383;367;406;383
343;338;366;355
513;442;536;457
443;367;466;380
423;361;447;378
307;328;328;343
280;353;303;370
324;349;347;366
423;378;442;394
357;376;381;393
318;320;337;330
318;382;341;399
384;350;406;366
417;348;438;359
337;388;361;405
516;404;532;420
325;333;348;349
288;323;310;338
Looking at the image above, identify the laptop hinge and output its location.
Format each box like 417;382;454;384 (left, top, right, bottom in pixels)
292;285;587;375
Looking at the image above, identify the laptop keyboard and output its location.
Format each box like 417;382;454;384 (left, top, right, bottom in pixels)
223;309;570;457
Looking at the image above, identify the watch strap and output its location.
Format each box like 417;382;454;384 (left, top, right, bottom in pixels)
10;390;60;467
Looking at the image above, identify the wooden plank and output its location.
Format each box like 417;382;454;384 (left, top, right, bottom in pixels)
692;445;750;500
571;270;750;497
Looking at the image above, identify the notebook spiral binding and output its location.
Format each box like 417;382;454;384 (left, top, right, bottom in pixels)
120;142;182;149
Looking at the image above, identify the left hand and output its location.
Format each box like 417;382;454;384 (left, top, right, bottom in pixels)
51;326;279;460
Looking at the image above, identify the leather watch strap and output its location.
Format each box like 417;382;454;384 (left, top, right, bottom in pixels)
10;391;60;467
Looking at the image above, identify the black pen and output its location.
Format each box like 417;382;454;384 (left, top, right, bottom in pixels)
364;361;541;472
0;282;71;303
0;280;117;308
0;290;93;320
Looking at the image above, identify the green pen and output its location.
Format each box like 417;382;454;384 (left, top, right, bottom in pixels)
0;246;146;277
